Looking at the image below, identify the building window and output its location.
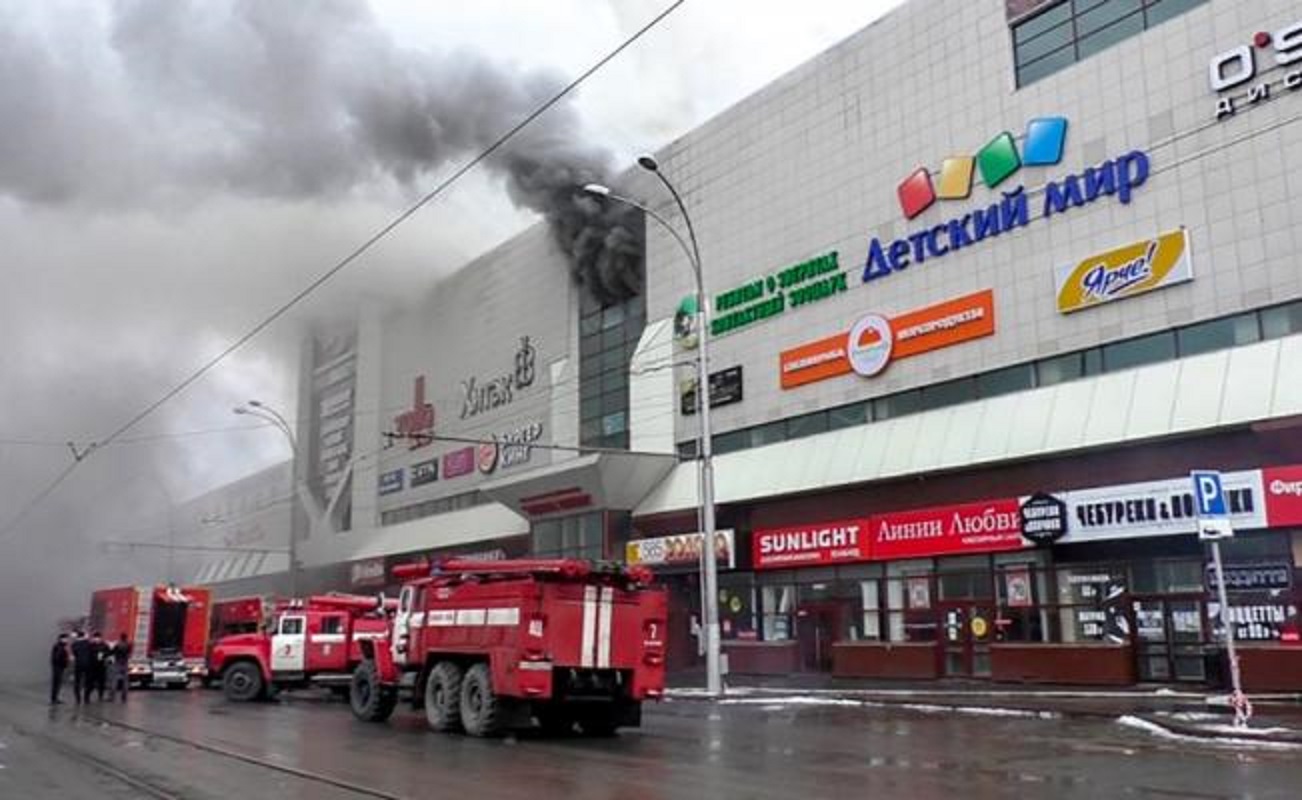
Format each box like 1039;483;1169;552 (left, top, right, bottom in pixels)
578;290;645;451
827;402;868;431
713;429;749;455
919;377;977;411
532;511;604;560
977;364;1035;398
1262;300;1302;339
1102;330;1175;371
749;420;786;448
1177;313;1260;357
786;411;829;440
1013;0;1208;88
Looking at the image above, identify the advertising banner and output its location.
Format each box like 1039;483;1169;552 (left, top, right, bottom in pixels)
1263;465;1302;527
441;446;476;479
1058;469;1265;544
626;530;736;570
378;469;404;496
779;290;994;389
1055;229;1192;314
753;519;871;569
870;499;1024;561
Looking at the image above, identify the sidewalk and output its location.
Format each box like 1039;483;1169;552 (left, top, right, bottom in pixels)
666;671;1302;746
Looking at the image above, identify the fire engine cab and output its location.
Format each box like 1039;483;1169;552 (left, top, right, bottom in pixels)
209;594;392;702
350;558;667;737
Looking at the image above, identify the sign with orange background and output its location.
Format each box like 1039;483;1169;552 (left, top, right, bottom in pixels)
779;290;995;389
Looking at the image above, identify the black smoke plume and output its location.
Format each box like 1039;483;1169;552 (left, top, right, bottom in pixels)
0;0;643;301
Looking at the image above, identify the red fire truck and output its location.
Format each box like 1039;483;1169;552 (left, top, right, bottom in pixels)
349;558;667;737
208;594;392;702
210;595;272;640
89;585;213;688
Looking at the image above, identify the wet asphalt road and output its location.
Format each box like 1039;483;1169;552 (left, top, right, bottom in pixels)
1;685;1301;799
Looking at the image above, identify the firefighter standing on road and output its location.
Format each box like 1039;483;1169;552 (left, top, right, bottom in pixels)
108;633;131;702
49;633;70;705
70;631;94;703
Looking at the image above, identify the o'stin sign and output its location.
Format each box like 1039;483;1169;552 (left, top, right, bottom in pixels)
1055;229;1192;314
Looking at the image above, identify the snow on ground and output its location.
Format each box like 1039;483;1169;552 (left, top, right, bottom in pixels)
1116;715;1302;751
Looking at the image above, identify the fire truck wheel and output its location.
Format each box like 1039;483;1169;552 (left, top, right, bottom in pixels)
424;662;463;732
459;663;502;737
222;662;264;703
350;661;396;722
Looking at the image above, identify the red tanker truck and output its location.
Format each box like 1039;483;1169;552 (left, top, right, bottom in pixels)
89;585;213;688
349;558;667;737
208;593;393;702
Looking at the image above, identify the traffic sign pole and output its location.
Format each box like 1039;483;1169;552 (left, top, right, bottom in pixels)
1208;539;1247;725
1191;470;1249;728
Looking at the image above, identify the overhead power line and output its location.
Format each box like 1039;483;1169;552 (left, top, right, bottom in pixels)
0;0;689;542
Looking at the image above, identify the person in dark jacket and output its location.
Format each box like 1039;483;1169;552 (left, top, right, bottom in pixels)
108;633;131;702
70;630;95;703
49;633;70;705
90;631;110;701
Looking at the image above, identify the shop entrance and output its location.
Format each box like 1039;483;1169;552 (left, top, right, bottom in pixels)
939;602;995;678
796;601;845;672
1132;595;1208;683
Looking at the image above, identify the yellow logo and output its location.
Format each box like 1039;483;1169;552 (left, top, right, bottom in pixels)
1056;229;1192;314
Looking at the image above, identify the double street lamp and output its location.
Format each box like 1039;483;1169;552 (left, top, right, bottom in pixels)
234;400;300;597
585;155;723;697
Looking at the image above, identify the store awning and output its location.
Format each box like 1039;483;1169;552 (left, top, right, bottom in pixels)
635;333;1302;518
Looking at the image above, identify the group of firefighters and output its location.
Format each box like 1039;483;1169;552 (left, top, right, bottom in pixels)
48;630;131;705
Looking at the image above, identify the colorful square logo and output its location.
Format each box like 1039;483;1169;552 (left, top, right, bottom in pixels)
977;132;1020;189
936;156;975;200
897;168;935;220
894;116;1069;218
1023;117;1068;166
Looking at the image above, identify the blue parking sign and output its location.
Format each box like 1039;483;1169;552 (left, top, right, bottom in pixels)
1191;470;1227;518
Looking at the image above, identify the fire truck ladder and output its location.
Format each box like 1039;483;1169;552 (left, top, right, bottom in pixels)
132;587;153;655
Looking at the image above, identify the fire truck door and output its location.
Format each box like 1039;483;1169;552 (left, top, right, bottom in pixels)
390;586;413;667
308;614;348;672
271;615;307;673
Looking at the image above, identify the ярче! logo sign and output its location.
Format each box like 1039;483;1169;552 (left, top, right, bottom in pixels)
1055;229;1192;314
1209;19;1302;120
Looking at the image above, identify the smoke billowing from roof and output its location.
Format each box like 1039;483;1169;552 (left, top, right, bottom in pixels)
0;0;642;301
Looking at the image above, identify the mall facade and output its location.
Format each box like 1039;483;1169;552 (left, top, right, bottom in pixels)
187;0;1302;689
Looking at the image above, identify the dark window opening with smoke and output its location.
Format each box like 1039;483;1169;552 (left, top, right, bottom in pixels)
579;281;645;452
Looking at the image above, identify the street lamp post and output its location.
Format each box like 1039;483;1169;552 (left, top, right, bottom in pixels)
585;157;723;697
235;400;300;597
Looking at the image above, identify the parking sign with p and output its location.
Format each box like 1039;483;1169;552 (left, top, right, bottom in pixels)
1191;470;1233;540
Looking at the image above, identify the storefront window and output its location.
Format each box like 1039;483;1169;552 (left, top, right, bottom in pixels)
1055;566;1129;643
1131;559;1203;594
761;584;794;641
718;574;757;641
886;560;935;642
859;580;881;641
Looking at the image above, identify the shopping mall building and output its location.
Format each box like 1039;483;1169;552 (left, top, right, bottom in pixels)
185;0;1302;689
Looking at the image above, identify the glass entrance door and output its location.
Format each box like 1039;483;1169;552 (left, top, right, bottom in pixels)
940;603;995;677
1133;596;1207;682
796;601;844;672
